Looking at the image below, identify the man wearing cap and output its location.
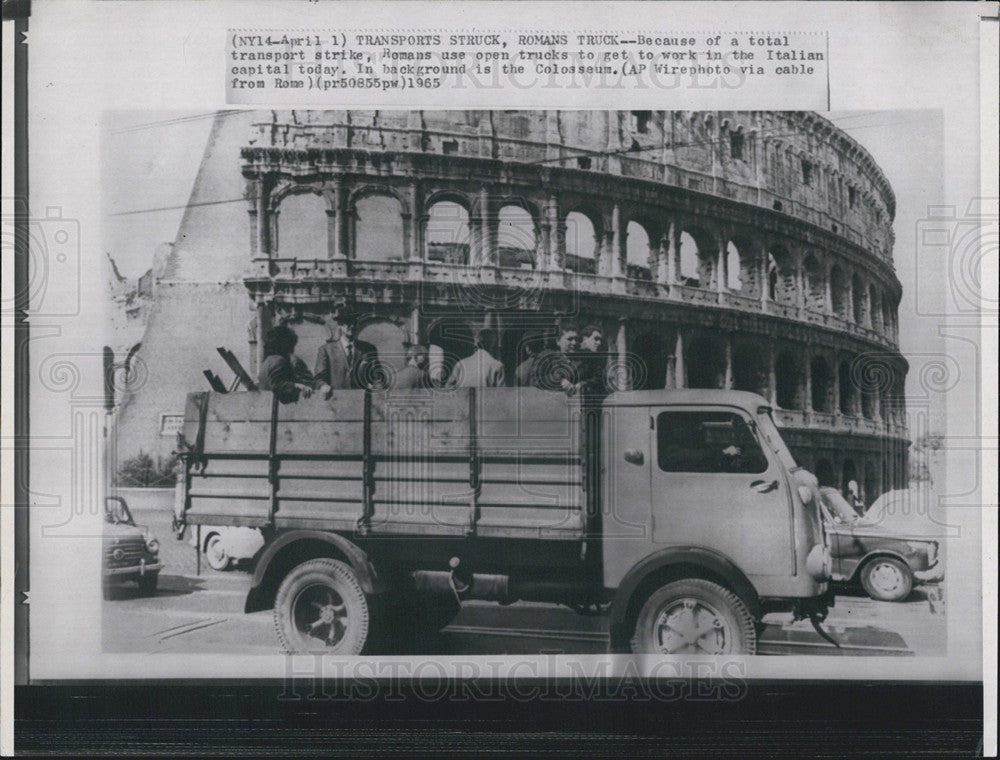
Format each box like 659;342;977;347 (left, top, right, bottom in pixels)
313;307;380;395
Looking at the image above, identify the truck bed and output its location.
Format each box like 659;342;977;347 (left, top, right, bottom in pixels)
180;388;590;540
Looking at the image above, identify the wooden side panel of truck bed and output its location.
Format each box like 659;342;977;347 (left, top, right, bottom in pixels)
181;388;587;539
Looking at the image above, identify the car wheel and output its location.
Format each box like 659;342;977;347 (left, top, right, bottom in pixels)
630;579;757;655
273;558;370;655
204;534;231;571
137;572;158;596
860;556;913;602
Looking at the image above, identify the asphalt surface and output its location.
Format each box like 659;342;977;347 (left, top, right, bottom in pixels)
103;508;947;657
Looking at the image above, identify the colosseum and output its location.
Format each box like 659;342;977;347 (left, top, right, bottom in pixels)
116;110;908;505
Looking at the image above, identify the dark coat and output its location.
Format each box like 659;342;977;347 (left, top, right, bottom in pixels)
393;364;430;390
259;354;301;404
313;338;380;390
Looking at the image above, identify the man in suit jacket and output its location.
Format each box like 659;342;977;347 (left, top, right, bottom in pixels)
446;328;505;388
314;309;380;395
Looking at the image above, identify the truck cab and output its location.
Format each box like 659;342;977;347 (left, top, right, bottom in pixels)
600;391;830;652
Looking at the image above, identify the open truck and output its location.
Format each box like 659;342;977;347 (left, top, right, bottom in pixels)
174;387;833;655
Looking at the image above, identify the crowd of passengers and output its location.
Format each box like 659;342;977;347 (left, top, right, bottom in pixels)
258;307;615;404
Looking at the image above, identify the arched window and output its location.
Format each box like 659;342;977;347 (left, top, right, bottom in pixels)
678;231;700;284
726;241;743;291
684;332;727;389
732;338;769;396
768;246;796;305
810;356;833;413
838;359;857;415
815;459;835;488
852;274;867;324
766;251;779;301
868;286;882;331
775;351;804;409
882;298;894;339
565;211;597;274
276;192;327;259
802;255;825;312
354;193;404;261
426;200;471;264
626;221;652;280
497;205;536;268
830;265;848;319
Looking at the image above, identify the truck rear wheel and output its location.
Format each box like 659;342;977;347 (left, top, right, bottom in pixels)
274;558;370;654
630;579;756;655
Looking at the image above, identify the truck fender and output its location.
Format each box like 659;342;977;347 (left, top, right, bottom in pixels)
607;546;761;649
244;530;388;613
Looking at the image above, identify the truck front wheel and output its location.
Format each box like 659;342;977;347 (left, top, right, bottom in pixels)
630;579;757;655
274;558;370;654
859;556;912;602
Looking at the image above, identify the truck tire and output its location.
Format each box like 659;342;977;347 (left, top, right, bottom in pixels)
273;558;370;655
859;556;912;602
204;534;232;571
630;579;757;655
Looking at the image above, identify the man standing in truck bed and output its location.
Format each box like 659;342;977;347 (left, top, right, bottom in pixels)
314;307;381;395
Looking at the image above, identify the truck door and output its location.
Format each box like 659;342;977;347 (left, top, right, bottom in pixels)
649;407;794;576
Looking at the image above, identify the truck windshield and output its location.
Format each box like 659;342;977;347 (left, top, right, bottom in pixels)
756;408;798;471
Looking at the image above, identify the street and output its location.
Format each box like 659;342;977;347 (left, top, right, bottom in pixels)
103;508;947;657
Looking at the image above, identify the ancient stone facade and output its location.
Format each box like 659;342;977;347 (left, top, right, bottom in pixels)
117;110;908;504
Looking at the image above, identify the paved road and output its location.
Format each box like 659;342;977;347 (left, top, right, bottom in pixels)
104;508;947;657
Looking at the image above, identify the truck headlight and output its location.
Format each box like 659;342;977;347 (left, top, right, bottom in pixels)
806;544;830;581
145;538;160;554
798;485;814;504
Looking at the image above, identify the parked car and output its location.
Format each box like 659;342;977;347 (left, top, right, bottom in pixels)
103;496;162;595
819;487;943;602
198;526;264;571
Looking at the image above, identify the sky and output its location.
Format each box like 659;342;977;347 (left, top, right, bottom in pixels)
102;109;948;411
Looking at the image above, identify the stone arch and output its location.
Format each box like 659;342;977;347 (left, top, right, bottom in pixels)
774;350;805;409
497;204;538;268
851;272;867;325
564;210;599;274
810;355;834;413
868;285;882;332
727;235;757;296
353;191;405;261
679;225;716;288
767;245;797;305
830;264;849;320
815;458;835;488
626;220;653;280
732;336;769;396
882;295;895;340
425;199;471;264
802;254;826;312
273;189;328;259
838;357;858;415
630;327;670;390
684;330;727;389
